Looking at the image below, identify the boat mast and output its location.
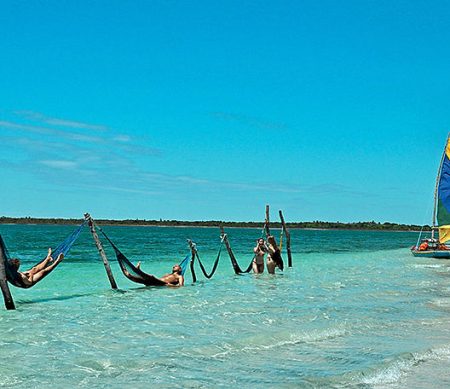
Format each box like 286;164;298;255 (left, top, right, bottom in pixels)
432;134;450;240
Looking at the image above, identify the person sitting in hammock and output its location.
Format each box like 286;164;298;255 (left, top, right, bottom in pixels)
125;262;185;287
8;248;64;287
266;236;284;274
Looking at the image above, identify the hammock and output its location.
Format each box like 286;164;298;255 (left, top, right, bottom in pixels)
0;221;86;288
221;232;255;274
189;238;224;280
227;245;254;274
98;227;190;286
223;226;286;274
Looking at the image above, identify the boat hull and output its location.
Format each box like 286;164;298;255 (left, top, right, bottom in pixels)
411;249;450;258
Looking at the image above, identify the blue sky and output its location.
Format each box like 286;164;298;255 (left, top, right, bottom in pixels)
0;0;449;223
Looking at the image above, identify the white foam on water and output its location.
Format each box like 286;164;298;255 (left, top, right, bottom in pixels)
430;298;450;308
0;376;22;387
359;345;450;387
412;264;443;269
272;331;343;351
210;325;348;358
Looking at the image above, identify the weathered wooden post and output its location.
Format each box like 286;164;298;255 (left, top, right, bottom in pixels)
265;205;271;236
220;226;233;259
187;239;197;283
0;238;15;310
84;213;118;289
220;226;241;275
279;210;293;267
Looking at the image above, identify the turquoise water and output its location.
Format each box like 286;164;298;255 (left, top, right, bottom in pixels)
1;225;450;388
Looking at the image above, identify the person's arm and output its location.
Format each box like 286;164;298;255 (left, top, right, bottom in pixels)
264;243;274;255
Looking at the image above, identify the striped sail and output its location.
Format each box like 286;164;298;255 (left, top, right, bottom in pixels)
437;136;450;243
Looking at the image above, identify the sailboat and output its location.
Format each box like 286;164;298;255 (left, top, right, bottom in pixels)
411;134;450;258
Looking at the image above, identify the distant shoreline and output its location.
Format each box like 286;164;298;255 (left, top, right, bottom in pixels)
0;216;427;232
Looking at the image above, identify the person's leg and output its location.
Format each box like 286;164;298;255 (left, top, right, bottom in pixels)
257;263;265;273
27;248;53;276
266;258;276;274
252;260;259;273
30;254;64;284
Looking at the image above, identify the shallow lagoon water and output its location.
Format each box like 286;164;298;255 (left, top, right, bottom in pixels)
1;225;450;388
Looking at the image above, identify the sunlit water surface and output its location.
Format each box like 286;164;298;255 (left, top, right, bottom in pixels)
1;225;450;388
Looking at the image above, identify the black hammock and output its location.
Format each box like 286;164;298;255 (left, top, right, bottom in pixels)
0;221;86;288
189;238;224;282
222;234;254;274
98;227;190;286
228;247;254;274
224;228;284;274
228;249;284;274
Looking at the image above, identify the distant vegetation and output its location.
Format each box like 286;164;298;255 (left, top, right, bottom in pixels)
0;216;428;231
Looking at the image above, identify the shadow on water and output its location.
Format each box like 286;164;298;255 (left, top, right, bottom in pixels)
126;284;197;293
15;289;127;305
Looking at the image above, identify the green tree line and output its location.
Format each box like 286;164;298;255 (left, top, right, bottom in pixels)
0;216;427;231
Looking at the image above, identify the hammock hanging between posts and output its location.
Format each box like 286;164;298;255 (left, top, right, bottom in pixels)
221;224;269;275
0;221;86;289
223;225;286;274
189;237;224;280
98;227;190;286
221;233;254;274
227;246;254;274
228;220;270;274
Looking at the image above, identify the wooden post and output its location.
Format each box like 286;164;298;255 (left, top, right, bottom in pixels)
187;239;197;283
220;226;233;259
220;226;241;274
0;240;15;310
279;210;293;268
265;205;271;236
84;214;118;290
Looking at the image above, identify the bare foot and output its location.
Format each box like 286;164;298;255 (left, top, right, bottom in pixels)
136;261;141;269
55;253;64;263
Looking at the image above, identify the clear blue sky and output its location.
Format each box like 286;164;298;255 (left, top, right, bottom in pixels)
0;0;449;224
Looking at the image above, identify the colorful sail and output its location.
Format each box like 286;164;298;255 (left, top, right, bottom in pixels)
437;136;450;243
439;226;450;243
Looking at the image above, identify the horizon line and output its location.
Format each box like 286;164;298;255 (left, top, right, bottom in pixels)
0;215;426;227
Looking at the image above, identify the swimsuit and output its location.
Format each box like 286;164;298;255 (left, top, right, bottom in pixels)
271;249;284;271
254;254;265;265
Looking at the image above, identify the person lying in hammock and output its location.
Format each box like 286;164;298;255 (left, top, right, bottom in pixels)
124;262;185;287
8;248;64;287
